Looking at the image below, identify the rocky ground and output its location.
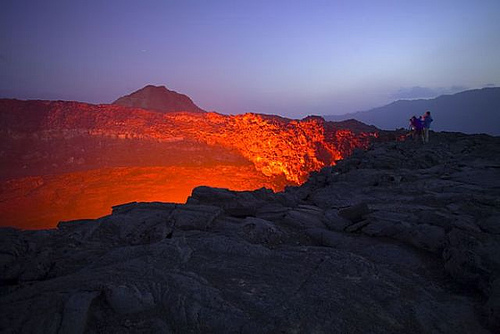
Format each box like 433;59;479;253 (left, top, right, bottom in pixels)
1;131;499;333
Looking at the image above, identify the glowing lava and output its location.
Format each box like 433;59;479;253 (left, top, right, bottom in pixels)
0;99;378;229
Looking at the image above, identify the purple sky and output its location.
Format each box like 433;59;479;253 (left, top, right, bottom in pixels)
1;0;499;119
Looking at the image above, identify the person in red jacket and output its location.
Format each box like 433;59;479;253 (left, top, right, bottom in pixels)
409;116;424;143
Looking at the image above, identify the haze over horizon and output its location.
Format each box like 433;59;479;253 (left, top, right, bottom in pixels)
1;0;499;119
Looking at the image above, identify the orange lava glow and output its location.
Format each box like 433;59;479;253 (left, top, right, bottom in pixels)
0;165;282;230
0;99;377;229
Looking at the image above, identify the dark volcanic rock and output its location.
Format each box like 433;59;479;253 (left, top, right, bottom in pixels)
112;85;205;113
1;131;499;333
338;202;370;223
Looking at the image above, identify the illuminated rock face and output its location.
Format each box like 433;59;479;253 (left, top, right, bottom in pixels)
201;113;376;184
0;99;377;228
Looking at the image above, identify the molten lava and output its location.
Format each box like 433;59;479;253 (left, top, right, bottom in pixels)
0;99;377;229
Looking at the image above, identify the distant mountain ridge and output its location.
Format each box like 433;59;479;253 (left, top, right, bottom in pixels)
113;85;205;113
325;88;500;135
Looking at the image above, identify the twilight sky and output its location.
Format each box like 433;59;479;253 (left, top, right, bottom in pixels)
1;0;499;119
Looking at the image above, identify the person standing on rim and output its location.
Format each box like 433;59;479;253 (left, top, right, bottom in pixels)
409;116;424;143
422;111;433;143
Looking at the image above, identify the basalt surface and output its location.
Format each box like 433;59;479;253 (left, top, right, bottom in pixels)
1;132;499;333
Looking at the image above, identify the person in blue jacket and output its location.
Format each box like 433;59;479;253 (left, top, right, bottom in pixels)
421;111;433;143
